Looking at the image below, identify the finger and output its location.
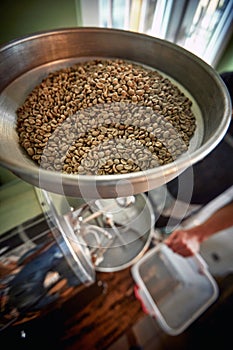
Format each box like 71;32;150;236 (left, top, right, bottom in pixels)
166;240;195;257
165;230;188;243
166;236;188;250
174;247;195;257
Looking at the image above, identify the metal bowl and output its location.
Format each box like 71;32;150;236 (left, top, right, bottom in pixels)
0;28;231;198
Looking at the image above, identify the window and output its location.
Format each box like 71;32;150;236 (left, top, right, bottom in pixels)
78;0;233;67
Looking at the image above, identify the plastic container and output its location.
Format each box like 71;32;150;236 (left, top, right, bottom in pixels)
131;243;219;335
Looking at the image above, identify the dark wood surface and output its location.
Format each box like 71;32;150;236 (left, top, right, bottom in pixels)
1;266;144;349
1;260;233;350
61;268;144;350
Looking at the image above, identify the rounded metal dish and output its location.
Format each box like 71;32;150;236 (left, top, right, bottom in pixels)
0;28;231;198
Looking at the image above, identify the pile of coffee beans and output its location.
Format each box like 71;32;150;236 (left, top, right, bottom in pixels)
16;59;196;175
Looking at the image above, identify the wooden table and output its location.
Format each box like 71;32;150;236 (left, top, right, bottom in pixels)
1;262;233;350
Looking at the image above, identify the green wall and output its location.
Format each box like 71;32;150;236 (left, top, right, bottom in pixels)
0;0;80;45
216;35;233;73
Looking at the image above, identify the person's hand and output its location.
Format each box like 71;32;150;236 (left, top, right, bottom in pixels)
164;228;201;257
164;201;233;257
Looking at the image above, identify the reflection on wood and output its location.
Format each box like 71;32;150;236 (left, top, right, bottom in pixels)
62;268;144;350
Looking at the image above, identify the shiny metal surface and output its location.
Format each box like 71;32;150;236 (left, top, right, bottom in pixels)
38;190;155;272
0;28;231;198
